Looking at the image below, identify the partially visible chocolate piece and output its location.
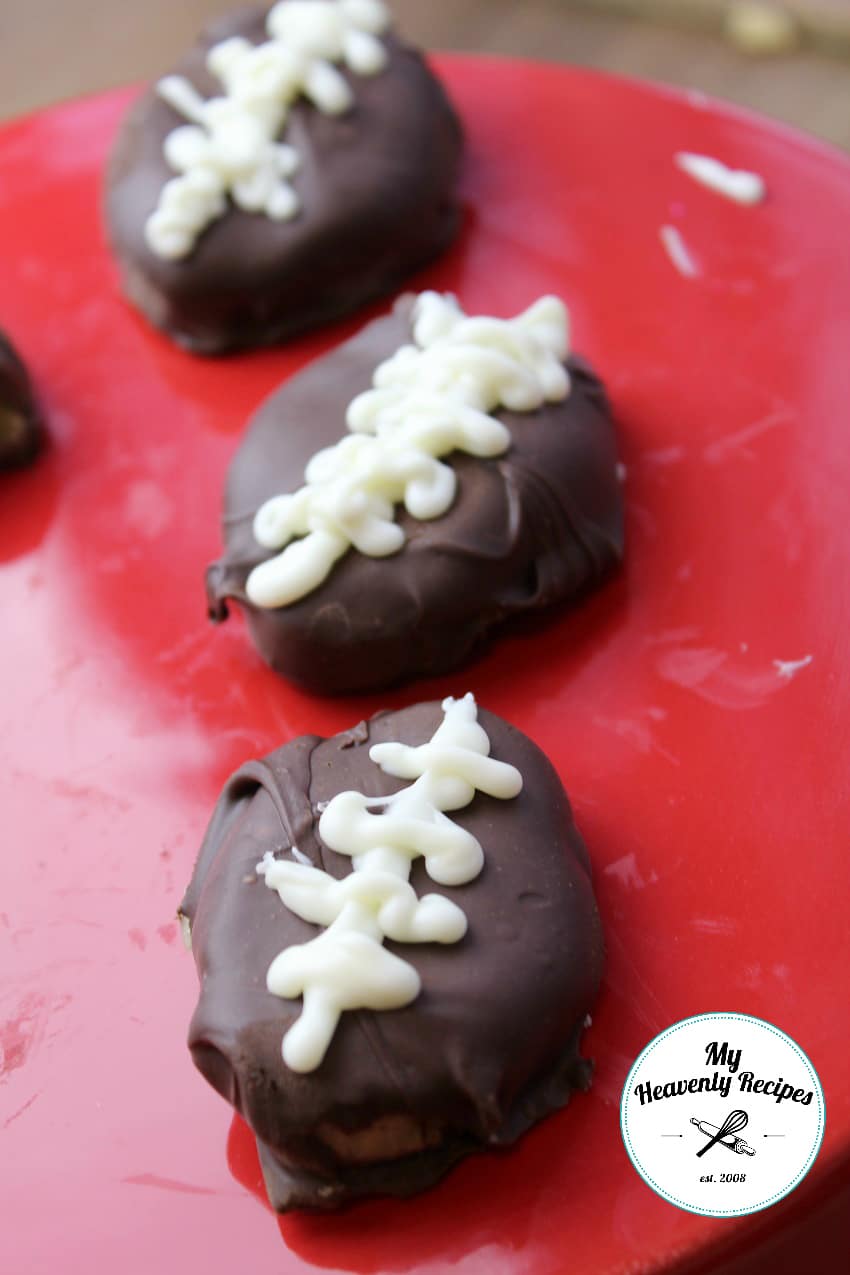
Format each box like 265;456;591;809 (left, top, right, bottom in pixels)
105;5;463;354
0;332;42;470
180;700;604;1211
207;295;624;695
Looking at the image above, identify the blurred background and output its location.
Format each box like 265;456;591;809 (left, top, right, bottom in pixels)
2;0;848;148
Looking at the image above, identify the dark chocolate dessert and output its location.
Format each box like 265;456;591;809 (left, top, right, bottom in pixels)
180;695;604;1211
105;1;462;354
207;291;624;694
0;331;42;470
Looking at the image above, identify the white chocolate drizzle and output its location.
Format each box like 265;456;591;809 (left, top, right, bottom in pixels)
675;152;766;206
659;224;700;279
145;0;391;259
256;693;522;1072
247;291;571;609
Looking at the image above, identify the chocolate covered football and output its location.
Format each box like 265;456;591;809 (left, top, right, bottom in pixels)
207;290;624;693
0;330;43;470
180;695;604;1210
105;1;463;353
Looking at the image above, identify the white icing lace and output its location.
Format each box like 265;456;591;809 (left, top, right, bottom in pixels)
145;0;391;259
257;693;522;1072
247;291;571;609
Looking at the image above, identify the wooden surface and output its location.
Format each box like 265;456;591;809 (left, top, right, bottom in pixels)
568;0;850;54
2;1;849;150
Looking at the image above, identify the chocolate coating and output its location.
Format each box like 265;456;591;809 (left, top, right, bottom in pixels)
207;297;624;694
0;331;42;470
180;702;604;1211
105;6;463;354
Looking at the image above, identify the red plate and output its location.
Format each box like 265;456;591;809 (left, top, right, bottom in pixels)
2;57;849;1274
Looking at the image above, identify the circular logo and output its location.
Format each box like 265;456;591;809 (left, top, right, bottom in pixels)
620;1013;825;1217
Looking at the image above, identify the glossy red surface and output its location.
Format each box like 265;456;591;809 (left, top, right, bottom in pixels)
1;57;849;1275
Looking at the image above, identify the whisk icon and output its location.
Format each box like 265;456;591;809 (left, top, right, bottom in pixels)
691;1110;756;1157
